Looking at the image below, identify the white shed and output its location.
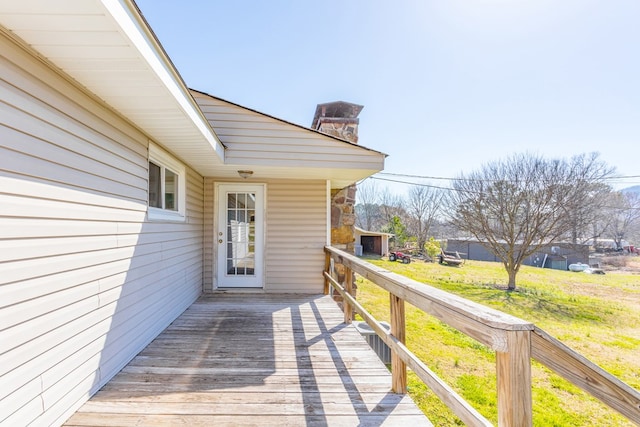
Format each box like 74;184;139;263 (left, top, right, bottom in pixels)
355;227;392;256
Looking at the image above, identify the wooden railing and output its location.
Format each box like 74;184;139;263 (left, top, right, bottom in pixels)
323;246;640;427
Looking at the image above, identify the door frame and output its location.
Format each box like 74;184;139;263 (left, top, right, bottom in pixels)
214;182;266;289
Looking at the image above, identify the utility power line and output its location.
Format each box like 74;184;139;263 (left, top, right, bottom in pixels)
376;171;640;183
370;173;640;190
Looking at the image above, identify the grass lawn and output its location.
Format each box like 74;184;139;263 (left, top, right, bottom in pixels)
354;255;640;426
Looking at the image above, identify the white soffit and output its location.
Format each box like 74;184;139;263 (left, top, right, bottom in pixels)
0;0;225;174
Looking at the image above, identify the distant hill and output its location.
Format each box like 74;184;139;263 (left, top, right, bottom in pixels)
622;185;640;194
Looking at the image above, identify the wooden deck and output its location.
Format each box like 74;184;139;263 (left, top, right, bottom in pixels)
66;294;431;426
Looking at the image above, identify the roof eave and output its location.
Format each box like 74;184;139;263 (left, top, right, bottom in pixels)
114;0;225;161
0;0;225;175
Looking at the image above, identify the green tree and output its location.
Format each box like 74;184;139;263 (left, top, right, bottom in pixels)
424;237;441;262
383;215;408;249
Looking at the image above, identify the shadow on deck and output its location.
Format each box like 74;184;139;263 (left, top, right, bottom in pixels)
65;294;431;426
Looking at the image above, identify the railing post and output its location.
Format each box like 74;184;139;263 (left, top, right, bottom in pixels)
497;330;532;427
343;266;353;324
390;294;407;393
323;251;331;295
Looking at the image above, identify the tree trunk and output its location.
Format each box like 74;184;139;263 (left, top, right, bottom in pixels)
507;268;517;290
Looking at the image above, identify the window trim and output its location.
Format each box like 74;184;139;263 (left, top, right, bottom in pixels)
148;142;186;222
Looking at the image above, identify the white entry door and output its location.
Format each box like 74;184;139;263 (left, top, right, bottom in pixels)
216;184;264;288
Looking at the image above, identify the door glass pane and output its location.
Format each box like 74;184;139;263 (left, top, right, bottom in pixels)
226;191;256;276
228;193;237;208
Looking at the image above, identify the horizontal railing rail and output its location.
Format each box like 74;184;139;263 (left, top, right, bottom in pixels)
324;268;493;426
324;245;640;427
531;327;640;423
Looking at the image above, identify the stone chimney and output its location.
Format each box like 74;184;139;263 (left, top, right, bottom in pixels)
312;101;364;254
312;101;363;144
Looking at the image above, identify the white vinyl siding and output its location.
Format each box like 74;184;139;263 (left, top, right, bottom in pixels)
193;92;384;170
203;178;216;288
0;31;203;427
265;180;327;292
203;179;326;293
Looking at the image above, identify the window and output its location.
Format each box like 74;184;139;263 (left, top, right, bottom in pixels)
148;143;186;221
149;160;178;211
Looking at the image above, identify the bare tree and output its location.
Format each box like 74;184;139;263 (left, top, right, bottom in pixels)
405;185;444;252
562;182;613;245
355;179;380;231
607;191;640;249
446;152;614;290
369;186;406;238
558;153;616;245
626;212;640;247
379;187;405;226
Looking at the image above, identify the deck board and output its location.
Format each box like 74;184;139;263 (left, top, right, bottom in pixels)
65;294;431;426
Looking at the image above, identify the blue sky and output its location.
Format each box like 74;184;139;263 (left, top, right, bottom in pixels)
136;0;639;190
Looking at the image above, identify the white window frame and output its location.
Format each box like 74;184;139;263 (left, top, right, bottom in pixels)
148;142;186;222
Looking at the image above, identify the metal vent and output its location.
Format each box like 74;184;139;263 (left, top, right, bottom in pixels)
354;321;391;364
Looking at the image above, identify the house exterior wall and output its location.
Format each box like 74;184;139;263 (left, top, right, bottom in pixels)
204;178;327;293
0;31;203;426
529;245;590;268
266;180;327;292
446;239;590;269
194;93;383;171
446;241;500;262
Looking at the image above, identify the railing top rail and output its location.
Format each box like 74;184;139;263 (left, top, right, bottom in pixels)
532;327;640;424
325;245;640;424
326;246;532;330
324;269;494;426
325;246;533;352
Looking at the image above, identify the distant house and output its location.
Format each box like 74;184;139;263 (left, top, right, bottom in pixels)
355;227;392;256
0;2;385;425
446;239;590;270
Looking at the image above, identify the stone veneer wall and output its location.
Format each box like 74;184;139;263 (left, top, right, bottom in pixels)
317;121;359;144
330;184;357;305
331;185;357;253
313;101;362;304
